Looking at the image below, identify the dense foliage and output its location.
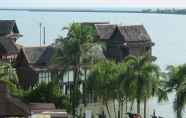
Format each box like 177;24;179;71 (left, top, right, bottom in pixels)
0;61;23;96
86;56;165;118
87;60;120;118
23;80;71;110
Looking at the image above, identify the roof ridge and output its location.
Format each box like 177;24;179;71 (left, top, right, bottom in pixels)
22;46;53;64
118;24;144;27
95;24;117;26
118;25;151;42
0;20;18;36
0;20;15;21
23;46;48;48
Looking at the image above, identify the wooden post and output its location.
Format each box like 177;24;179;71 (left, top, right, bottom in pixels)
40;23;42;46
43;26;46;45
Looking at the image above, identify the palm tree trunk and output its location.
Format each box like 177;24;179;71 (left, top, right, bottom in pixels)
72;70;76;118
125;100;128;118
72;67;79;118
130;100;134;112
121;101;124;118
118;101;121;118
144;97;147;118
83;69;87;105
106;102;112;118
137;98;140;114
113;100;117;118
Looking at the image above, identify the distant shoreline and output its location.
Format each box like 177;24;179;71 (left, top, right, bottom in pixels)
0;8;186;15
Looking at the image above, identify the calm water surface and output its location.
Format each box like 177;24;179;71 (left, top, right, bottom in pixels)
1;10;186;118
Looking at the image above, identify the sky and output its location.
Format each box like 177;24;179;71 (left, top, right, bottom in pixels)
1;0;186;8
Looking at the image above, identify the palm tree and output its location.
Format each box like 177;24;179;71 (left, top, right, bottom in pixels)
166;64;186;118
173;81;186;118
118;62;137;118
53;23;97;117
0;61;22;96
87;60;120;118
123;56;161;118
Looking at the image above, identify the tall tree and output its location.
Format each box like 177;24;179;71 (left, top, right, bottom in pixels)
124;56;161;117
87;60;120;118
118;62;137;117
53;23;97;117
166;64;186;118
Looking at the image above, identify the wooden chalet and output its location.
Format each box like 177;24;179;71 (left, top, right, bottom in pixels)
95;24;154;61
0;20;22;62
16;46;60;89
15;22;154;91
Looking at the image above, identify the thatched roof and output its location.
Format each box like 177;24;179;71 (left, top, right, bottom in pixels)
0;20;19;36
126;41;154;47
23;46;55;65
0;37;18;55
95;24;152;42
95;24;116;40
0;81;30;116
118;25;151;42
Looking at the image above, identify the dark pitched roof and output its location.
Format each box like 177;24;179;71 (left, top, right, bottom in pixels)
23;46;54;65
81;22;109;26
0;37;18;55
95;24;151;42
95;24;116;40
30;103;56;111
118;25;151;42
0;20;19;36
0;81;30;116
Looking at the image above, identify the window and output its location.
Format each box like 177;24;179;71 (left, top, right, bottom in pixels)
63;83;73;95
38;71;51;84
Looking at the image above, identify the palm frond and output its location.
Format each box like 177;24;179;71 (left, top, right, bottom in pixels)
174;82;186;118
